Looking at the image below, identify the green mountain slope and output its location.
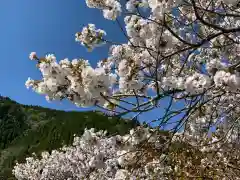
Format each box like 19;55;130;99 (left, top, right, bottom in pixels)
0;96;138;179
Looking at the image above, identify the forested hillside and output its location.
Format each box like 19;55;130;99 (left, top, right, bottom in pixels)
0;96;138;179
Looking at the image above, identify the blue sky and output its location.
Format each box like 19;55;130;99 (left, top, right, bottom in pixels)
0;0;127;111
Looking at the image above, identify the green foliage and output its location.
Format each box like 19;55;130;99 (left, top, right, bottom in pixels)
0;103;28;149
0;96;138;179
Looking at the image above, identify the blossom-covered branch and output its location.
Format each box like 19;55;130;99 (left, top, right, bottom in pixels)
24;0;240;178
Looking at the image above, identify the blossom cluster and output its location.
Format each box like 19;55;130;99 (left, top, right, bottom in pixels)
26;54;117;107
13;127;240;179
85;0;121;20
75;24;106;51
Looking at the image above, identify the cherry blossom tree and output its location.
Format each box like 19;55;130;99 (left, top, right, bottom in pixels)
19;0;240;179
13;127;240;179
